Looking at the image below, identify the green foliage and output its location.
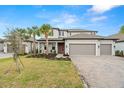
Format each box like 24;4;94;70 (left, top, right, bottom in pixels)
120;50;124;56
119;25;124;34
27;26;39;37
5;28;20;52
39;24;52;36
0;57;83;88
115;50;124;57
115;50;120;56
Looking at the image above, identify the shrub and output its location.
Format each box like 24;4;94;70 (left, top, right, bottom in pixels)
120;50;124;57
115;50;120;56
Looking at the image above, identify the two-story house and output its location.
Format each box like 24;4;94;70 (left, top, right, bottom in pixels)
37;28;117;56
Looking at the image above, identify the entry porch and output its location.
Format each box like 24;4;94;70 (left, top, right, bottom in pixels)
37;41;65;54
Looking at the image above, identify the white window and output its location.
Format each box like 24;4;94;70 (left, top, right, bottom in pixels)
59;31;64;36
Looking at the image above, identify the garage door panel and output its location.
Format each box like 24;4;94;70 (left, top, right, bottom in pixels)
100;44;112;55
70;44;96;55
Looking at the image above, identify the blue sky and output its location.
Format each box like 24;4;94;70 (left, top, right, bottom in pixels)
0;5;124;37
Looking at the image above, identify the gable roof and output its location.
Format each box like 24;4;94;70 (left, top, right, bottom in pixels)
108;33;124;42
64;34;118;40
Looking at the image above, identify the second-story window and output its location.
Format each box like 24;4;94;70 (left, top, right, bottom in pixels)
62;31;64;36
59;31;61;36
59;31;64;36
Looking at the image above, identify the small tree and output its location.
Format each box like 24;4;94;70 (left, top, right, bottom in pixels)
39;24;52;55
16;28;27;54
5;28;24;74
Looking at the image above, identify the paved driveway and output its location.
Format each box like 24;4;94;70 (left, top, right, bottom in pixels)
71;55;124;88
0;53;13;58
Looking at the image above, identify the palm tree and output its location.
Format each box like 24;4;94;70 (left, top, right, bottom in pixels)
27;26;40;56
39;24;52;55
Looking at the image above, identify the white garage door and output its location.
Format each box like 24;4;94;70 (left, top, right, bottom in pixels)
100;44;112;55
69;44;96;55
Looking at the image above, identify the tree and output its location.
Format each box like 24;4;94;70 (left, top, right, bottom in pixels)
5;28;24;74
119;25;124;34
39;24;52;55
27;26;40;56
16;28;28;54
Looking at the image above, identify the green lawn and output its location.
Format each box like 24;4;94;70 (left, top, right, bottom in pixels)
0;56;83;88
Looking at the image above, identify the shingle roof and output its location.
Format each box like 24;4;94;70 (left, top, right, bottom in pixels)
37;38;64;41
64;34;118;40
52;28;98;32
108;33;124;42
66;29;97;32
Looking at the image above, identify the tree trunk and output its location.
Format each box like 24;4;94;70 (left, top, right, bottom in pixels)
45;34;49;55
19;37;23;54
33;33;36;56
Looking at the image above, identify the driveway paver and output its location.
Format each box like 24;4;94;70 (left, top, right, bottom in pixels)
71;55;124;88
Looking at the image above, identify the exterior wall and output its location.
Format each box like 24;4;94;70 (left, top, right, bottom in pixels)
65;39;115;56
38;42;55;54
59;30;68;37
38;41;64;54
65;40;99;56
41;28;96;38
100;40;115;56
22;42;32;53
3;42;9;53
41;29;59;38
115;42;124;52
0;43;4;52
67;31;96;37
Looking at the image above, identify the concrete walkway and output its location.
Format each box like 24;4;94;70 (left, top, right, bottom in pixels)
0;53;13;59
71;55;124;88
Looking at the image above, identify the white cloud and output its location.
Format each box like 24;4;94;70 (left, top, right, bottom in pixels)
88;5;119;14
50;13;78;24
91;16;107;22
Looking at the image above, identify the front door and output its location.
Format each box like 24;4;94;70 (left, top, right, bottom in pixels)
58;43;64;54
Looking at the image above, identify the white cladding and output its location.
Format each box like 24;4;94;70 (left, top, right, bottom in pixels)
65;40;115;56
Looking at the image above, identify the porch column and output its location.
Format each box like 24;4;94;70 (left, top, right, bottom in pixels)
56;42;58;54
96;40;100;56
38;42;40;54
4;42;7;53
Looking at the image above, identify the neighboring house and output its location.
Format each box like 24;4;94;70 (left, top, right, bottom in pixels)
0;38;34;54
108;33;124;52
37;28;117;56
